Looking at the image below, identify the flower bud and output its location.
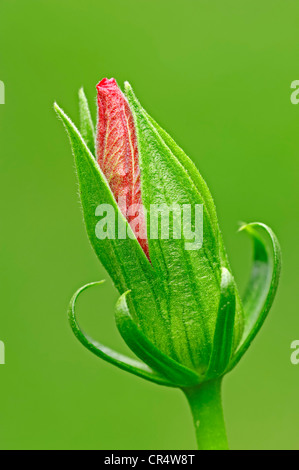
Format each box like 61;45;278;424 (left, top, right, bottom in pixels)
55;78;281;448
55;79;280;387
94;78;244;375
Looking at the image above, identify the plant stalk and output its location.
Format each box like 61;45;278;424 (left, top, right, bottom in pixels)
184;378;228;450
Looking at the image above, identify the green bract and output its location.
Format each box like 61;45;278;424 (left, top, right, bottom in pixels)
54;84;281;390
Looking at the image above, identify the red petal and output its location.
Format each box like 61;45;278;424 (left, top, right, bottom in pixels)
96;78;149;259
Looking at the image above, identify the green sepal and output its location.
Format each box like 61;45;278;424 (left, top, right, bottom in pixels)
229;222;281;370
124;82;224;372
54;101;184;366
124;81;221;276
206;268;236;379
115;292;202;387
78;88;95;156
68;281;173;387
124;82;246;371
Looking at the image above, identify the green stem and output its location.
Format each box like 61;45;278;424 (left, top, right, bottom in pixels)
184;378;228;450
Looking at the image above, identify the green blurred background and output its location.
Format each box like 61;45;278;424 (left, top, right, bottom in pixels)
0;0;298;450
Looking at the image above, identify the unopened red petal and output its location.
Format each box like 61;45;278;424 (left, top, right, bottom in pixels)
96;78;149;259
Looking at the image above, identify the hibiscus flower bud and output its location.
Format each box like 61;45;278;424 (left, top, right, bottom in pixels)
54;79;281;416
